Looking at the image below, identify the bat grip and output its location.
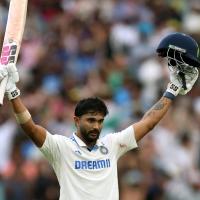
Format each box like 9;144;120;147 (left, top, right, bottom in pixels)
0;76;8;106
178;72;187;90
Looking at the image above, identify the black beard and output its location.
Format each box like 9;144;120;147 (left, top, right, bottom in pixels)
80;126;100;143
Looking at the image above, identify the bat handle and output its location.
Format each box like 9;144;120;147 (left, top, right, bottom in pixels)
0;76;8;106
178;72;187;90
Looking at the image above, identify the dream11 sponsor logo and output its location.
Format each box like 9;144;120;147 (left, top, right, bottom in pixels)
0;43;17;65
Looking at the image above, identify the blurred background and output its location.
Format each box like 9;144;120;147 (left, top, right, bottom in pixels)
0;0;200;199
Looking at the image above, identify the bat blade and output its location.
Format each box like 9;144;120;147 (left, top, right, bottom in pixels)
0;0;28;105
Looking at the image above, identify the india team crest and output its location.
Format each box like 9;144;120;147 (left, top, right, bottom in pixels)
99;146;109;155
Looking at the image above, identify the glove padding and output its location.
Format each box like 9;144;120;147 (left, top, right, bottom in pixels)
178;68;199;95
167;67;199;96
0;64;20;100
166;73;182;97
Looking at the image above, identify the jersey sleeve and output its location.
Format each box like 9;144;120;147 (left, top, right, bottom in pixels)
106;125;138;159
39;131;62;165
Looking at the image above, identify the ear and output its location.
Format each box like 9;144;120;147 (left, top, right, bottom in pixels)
74;116;80;127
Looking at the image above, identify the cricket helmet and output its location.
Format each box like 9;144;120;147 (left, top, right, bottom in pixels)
156;32;200;68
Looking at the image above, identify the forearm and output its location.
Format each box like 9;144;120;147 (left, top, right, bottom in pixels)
10;96;28;113
9;97;46;147
133;97;172;141
10;96;35;131
142;97;172;130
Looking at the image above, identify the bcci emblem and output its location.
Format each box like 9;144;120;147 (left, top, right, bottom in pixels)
100;146;109;155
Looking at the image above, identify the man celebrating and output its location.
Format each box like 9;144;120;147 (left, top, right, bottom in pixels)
0;32;199;200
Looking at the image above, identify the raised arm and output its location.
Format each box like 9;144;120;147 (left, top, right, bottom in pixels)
134;68;199;142
0;64;46;147
10;97;46;147
133;97;171;141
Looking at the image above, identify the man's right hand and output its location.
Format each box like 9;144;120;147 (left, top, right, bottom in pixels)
0;64;20;100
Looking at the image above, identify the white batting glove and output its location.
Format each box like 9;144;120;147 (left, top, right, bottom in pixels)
164;68;199;100
179;67;199;95
0;66;8;81
164;71;182;100
0;64;20;100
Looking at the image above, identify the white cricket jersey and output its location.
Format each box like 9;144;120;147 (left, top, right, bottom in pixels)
39;125;138;200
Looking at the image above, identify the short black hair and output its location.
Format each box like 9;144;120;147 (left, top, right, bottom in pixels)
74;97;109;117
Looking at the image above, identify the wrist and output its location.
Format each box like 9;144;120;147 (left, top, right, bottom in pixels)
6;86;20;100
164;82;181;100
163;91;176;100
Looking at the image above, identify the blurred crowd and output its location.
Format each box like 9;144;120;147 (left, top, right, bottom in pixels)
1;0;200;199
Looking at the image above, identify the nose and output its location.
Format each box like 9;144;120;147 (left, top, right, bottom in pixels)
93;122;100;130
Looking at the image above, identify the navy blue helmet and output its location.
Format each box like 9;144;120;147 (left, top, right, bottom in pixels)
156;32;200;67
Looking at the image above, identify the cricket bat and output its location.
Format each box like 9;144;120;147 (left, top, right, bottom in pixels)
0;0;28;105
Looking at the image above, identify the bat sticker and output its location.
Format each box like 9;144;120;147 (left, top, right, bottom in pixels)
0;42;17;65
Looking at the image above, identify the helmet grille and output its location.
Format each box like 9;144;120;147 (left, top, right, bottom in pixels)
167;46;197;75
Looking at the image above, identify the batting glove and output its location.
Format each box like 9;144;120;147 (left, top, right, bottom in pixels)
179;67;199;95
164;72;182;100
164;68;199;100
0;64;20;100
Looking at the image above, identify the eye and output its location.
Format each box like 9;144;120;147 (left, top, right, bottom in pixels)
87;118;95;123
99;119;104;124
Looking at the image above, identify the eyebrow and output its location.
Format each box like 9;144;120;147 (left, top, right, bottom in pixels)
86;116;104;121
